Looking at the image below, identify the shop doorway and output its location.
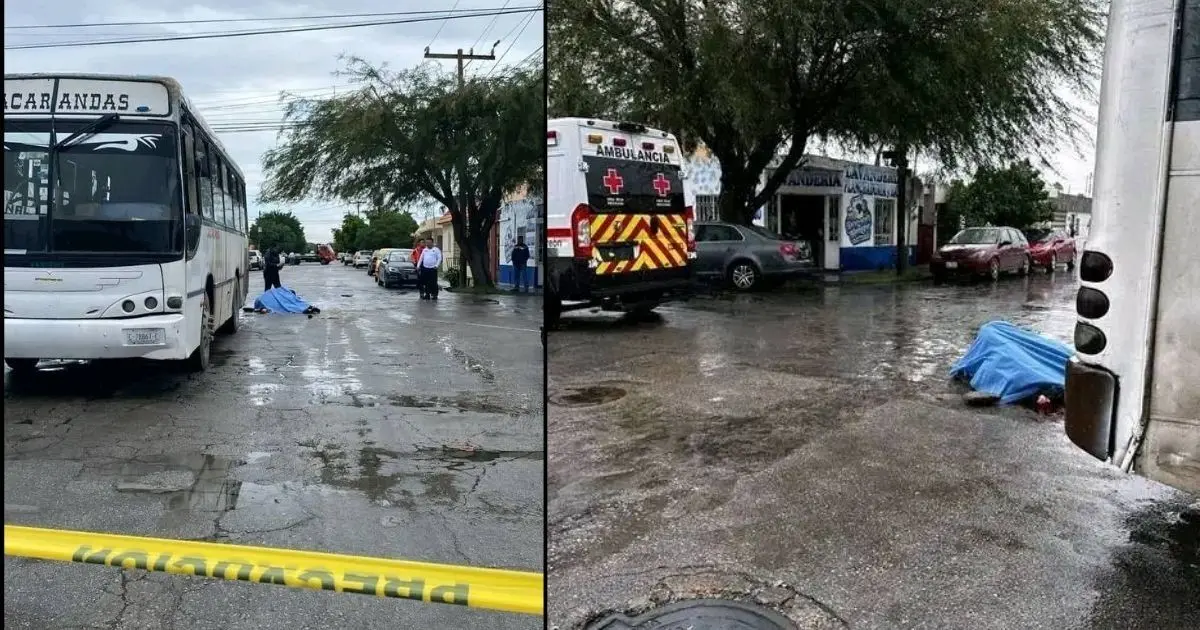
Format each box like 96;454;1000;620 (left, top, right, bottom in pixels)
779;194;825;265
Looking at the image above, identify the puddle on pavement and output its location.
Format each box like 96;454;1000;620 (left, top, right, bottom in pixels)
307;443;542;506
442;342;496;382
1126;500;1200;567
385;393;520;415
552;386;627;407
110;454;244;514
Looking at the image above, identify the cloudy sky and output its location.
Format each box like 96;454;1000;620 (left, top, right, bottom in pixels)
5;1;544;243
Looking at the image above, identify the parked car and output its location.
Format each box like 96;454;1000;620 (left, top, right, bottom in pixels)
931;226;1032;282
352;250;373;268
317;244;336;265
378;250;418;288
286;252;301;265
249;249;262;271
1023;228;1077;272
694;221;815;291
369;248;400;277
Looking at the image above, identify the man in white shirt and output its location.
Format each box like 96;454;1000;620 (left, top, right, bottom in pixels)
417;239;443;300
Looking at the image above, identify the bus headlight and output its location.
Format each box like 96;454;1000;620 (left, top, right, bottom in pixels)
1074;322;1107;355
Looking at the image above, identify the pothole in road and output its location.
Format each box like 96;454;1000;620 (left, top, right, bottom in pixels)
551;386;626;407
587;599;794;629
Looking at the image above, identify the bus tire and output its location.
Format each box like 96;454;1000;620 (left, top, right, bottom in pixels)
218;278;240;335
185;291;213;372
5;358;38;374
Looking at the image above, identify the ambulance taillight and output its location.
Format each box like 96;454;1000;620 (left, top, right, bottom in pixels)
571;204;593;258
547;130;558;146
684;205;696;253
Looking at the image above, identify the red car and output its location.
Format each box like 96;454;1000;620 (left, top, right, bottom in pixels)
317;244;336;265
1023;228;1076;272
931;226;1032;282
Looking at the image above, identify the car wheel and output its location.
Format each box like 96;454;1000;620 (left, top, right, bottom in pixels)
4;358;39;374
988;258;1000;281
546;293;563;329
185;291;213;372
728;261;760;291
1066;254;1076;271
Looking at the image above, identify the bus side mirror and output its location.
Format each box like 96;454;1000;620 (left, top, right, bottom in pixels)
185;214;202;253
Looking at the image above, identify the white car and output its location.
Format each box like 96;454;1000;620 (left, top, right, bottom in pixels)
352;251;372;268
248;250;262;270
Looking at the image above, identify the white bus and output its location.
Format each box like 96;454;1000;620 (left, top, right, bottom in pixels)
4;74;249;373
1064;0;1199;495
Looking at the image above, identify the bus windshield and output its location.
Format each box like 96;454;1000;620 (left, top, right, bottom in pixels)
3;119;182;254
582;155;685;214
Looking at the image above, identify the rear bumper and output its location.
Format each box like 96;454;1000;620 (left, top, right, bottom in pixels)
1064;357;1118;461
548;258;694;302
4;314;190;361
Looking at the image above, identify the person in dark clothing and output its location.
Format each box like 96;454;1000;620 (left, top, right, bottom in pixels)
510;236;531;292
263;247;283;291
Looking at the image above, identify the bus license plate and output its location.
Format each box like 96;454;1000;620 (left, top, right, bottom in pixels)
945;261;958;269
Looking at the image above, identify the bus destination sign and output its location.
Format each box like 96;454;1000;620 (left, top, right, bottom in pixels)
3;78;171;116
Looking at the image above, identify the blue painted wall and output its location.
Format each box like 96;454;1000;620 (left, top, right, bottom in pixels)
498;264;539;290
841;246;917;271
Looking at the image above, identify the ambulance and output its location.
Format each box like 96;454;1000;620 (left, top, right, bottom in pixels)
545;118;696;325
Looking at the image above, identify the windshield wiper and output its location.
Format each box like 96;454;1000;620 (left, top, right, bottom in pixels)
54;113;121;150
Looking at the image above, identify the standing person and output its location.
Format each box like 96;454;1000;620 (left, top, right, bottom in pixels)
411;239;427;298
263;247;283;292
417;239;443;300
510;236;531;293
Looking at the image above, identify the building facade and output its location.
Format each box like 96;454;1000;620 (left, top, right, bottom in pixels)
686;151;919;271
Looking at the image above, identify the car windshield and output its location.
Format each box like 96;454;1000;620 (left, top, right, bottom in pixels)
1023;229;1053;243
387;250;413;262
4;119;182;254
949;228;1001;245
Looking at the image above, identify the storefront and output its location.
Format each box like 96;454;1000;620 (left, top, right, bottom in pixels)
496;193;544;290
686;153;916;271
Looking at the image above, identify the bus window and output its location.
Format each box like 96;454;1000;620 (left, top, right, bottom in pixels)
195;138;214;221
180;122;198;215
214;156;228;226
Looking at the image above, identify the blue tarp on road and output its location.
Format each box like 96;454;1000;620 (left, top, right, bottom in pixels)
950;320;1073;404
253;287;312;314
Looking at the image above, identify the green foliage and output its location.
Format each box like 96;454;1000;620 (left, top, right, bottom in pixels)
945;161;1055;231
549;0;1104;225
331;213;368;253
248;210;306;253
260;58;543;286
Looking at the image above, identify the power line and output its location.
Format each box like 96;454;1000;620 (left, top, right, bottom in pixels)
464;0;512;68
5;7;524;29
426;0;464;49
486;8;540;78
5;7;540;50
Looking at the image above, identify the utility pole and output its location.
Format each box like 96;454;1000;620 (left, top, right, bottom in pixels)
883;143;911;276
424;44;498;288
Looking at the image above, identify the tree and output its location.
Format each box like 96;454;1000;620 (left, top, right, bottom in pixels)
946;161;1055;230
260;58;542;287
331;213;368;253
249;210;306;253
550;0;1103;225
357;209;419;250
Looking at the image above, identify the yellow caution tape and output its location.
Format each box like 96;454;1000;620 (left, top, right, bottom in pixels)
4;525;543;616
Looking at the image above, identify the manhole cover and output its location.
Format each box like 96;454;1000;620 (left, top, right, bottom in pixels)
552;386;626;407
588;599;793;629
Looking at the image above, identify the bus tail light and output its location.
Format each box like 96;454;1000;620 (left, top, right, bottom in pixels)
684;206;696;253
1080;251;1113;282
166;295;183;310
547;130;558;146
1074;322;1107;355
1076;287;1110;319
571;204;593;259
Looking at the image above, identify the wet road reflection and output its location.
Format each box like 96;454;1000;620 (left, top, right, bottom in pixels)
548;273;1197;630
5;264;543;630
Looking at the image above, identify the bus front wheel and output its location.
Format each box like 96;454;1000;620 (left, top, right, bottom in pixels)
185;292;213;372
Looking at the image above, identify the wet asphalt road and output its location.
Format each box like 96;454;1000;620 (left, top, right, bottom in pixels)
4;263;543;629
548;272;1199;629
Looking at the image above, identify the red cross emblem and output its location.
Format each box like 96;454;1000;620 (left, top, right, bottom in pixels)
602;168;624;194
652;173;672;197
